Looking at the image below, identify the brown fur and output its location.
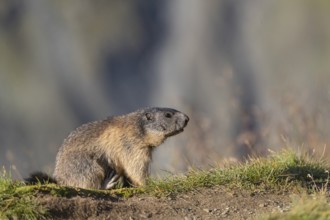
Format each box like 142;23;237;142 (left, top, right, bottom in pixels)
52;107;189;189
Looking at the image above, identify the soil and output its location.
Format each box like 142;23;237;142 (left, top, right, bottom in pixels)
37;186;292;220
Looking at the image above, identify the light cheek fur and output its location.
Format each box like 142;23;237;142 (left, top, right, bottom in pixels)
144;131;166;147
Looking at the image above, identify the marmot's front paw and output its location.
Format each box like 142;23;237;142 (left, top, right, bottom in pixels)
104;173;121;189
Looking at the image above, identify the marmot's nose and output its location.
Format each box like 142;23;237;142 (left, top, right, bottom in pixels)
183;114;189;126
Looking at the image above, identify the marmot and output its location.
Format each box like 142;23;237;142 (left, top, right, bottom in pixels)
26;107;189;189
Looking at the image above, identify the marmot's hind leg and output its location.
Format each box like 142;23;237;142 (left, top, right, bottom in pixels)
55;152;105;189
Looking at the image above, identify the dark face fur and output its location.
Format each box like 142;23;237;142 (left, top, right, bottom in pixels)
141;107;189;138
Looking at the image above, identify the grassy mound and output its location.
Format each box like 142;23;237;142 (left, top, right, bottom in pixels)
0;149;329;219
144;149;329;196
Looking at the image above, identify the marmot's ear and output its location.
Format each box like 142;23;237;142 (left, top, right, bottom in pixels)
145;112;153;121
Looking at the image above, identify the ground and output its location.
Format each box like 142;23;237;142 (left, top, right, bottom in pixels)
2;150;328;219
38;186;292;220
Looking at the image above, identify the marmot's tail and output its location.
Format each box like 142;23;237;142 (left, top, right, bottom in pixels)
24;172;57;185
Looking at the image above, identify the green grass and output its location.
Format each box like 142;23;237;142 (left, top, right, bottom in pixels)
262;194;330;220
0;169;47;220
1;149;329;218
141;149;329;197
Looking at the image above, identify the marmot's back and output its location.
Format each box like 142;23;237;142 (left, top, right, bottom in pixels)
53;107;189;189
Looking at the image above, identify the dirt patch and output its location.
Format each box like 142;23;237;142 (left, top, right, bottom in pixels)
37;186;292;219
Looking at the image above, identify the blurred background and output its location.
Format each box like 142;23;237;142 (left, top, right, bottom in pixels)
1;0;330;179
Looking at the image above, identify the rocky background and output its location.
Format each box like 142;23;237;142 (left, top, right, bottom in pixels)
1;0;330;178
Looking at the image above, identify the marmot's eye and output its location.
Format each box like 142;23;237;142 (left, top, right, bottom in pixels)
145;113;153;121
165;112;173;118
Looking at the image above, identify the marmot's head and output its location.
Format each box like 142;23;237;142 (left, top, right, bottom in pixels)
137;107;189;147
